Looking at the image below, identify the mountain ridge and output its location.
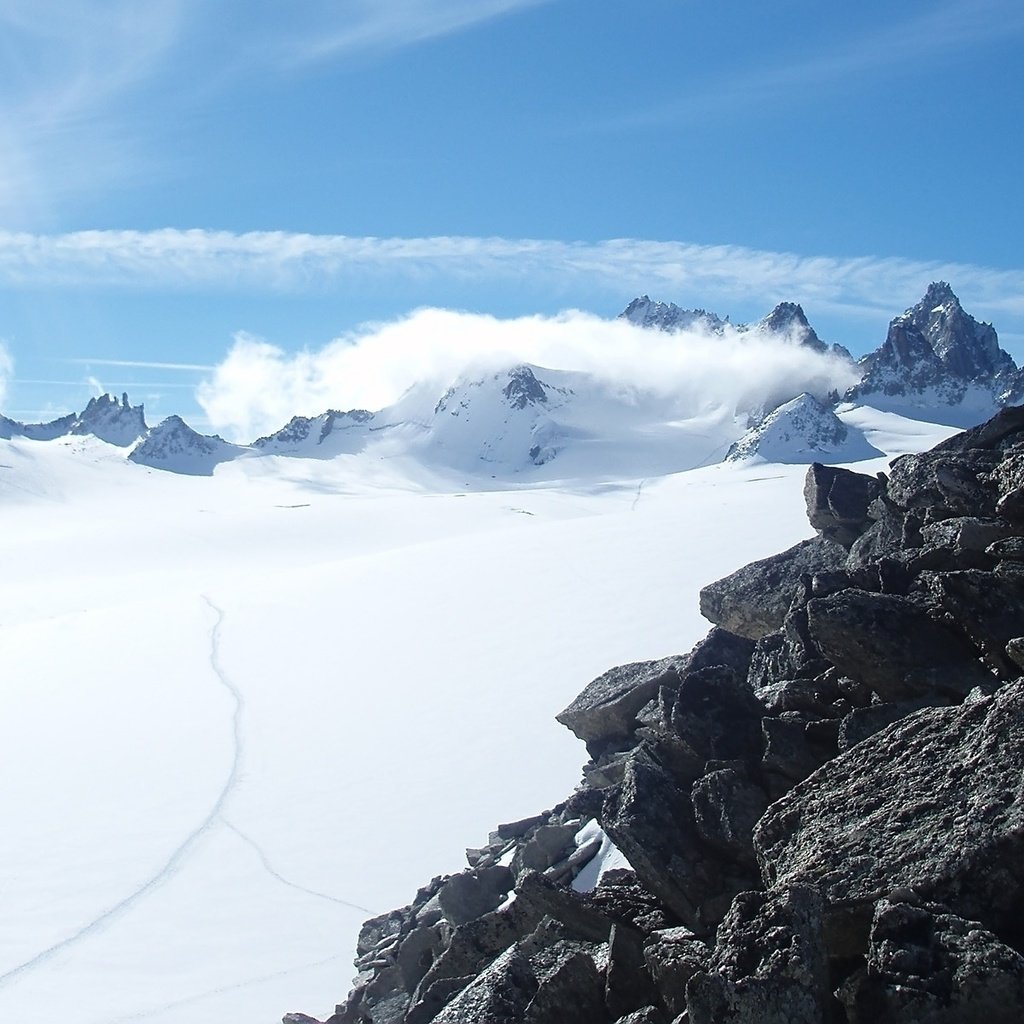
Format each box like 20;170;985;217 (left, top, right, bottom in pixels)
1;285;1017;476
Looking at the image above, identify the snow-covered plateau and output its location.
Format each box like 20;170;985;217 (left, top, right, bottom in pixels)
0;281;1006;1021
0;405;956;1023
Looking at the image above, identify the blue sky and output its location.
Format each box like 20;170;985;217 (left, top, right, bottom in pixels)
1;0;1022;430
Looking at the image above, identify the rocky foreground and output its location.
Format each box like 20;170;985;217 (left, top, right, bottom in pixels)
289;406;1024;1024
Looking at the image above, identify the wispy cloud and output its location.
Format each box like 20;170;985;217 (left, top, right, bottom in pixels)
268;0;557;65
1;228;1022;325
67;358;215;371
606;0;1024;129
0;1;555;220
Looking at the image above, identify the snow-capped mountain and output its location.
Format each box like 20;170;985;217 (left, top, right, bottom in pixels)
619;295;729;333
253;409;374;457
129;416;248;475
847;282;1018;424
726;393;882;463
1;393;147;447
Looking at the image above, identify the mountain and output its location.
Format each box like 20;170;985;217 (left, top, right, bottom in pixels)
128;416;248;475
726;393;882;464
619;295;728;333
253;409;375;457
847;281;1018;424
0;392;147;446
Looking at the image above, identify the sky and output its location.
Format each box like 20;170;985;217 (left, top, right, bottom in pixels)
0;0;1022;432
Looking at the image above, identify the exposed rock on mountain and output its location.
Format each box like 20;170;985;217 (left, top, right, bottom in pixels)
293;403;1024;1024
128;415;247;475
849;282;1018;424
0;393;145;445
619;296;728;333
726;394;882;464
71;392;148;446
254;409;374;456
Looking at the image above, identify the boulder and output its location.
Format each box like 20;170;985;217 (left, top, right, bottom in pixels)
432;947;538;1023
685;886;829;1024
438;865;514;926
838;897;1024;1024
644;927;709;1018
755;681;1024;956
601;745;752;932
805;589;992;701
557;656;688;757
699;537;846;639
803;463;882;546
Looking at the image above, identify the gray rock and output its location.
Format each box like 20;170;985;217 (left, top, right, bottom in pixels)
755;681;1024;956
686;886;829;1024
805;588;991;701
690;769;767;868
525;943;608;1023
557;656;688;757
670;666;766;769
433;947;538;1023
644;928;709;1018
606;923;657;1020
512;824;580;879
601;745;755;933
837;698;938;751
438;865;514;926
838;897;1024;1024
804;463;882;546
699;537;845;640
920;516;1014;553
915;568;1024;679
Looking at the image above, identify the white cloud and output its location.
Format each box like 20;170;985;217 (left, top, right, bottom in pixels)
1;228;1021;327
196;308;862;443
0;341;13;408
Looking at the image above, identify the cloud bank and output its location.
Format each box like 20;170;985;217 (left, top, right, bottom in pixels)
196;308;861;443
1;229;1021;327
0;342;13;410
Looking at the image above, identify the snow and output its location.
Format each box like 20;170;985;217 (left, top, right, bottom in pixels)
0;404;955;1022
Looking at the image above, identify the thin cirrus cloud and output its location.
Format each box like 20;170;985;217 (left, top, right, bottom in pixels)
0;228;1022;322
602;0;1024;129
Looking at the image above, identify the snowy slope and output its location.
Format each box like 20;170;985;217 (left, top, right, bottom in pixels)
0;408;958;1023
727;393;883;464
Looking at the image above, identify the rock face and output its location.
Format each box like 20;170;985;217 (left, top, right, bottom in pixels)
128;415;247;475
849;282;1019;424
619;295;728;333
288;404;1024;1024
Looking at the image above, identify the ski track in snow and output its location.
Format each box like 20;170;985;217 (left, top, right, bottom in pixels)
102;951;347;1024
631;478;646;511
221;817;376;916
0;596;244;989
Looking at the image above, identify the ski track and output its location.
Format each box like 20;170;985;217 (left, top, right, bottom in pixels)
631;478;646;511
0;596;244;988
102;951;347;1024
221;817;376;916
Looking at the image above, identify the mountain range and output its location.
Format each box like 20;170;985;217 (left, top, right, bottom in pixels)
1;283;1014;476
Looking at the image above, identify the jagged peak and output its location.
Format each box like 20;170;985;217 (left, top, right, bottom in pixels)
619;296;728;333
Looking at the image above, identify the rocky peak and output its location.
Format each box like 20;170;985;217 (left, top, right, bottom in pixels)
502;365;548;410
619;296;728;333
128;415;243;475
900;281;1012;379
756;302;826;353
70;392;148;447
